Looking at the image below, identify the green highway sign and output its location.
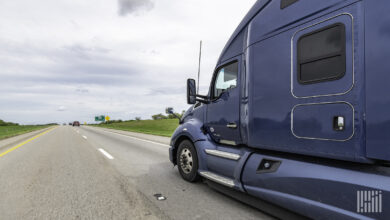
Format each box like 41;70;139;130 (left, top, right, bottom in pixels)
95;115;105;122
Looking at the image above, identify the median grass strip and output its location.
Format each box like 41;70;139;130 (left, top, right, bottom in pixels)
0;125;51;140
92;119;179;137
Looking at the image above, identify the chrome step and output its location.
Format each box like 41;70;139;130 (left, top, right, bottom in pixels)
205;149;241;161
199;171;235;188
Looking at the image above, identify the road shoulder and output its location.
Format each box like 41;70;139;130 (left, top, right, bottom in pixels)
0;126;54;152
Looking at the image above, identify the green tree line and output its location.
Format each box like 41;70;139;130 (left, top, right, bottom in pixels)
151;110;185;120
97;110;185;125
0;119;19;126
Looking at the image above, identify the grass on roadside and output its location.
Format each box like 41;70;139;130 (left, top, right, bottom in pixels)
92;119;179;137
0;125;51;140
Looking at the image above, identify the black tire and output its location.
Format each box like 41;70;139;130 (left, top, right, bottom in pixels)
177;140;200;182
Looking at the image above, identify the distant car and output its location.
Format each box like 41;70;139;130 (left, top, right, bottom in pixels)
72;121;80;127
63;123;66;126
69;123;72;125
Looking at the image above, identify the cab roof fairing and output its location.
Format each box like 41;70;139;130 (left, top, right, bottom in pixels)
216;0;271;65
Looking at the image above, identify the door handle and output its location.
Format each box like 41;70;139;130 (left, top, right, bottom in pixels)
333;116;345;131
227;123;237;129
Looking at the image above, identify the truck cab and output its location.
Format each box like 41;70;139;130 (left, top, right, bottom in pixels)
169;0;390;219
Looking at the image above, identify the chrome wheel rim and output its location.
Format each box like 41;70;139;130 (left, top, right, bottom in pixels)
179;147;193;174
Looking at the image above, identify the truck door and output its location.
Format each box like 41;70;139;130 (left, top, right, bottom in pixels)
206;57;241;145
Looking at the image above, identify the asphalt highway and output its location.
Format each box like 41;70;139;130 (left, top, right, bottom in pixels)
0;126;273;220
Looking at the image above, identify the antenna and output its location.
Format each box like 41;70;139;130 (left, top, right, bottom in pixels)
197;40;202;94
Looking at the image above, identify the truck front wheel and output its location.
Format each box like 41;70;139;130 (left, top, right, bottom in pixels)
177;140;200;182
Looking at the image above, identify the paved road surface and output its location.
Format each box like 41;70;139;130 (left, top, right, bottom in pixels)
0;126;273;220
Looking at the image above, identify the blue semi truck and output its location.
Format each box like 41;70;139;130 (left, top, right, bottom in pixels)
168;0;390;219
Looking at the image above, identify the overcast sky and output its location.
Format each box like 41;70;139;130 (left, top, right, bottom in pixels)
0;0;256;124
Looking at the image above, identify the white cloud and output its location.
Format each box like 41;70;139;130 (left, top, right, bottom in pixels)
118;0;154;16
57;106;66;111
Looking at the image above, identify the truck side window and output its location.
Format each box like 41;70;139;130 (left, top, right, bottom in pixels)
297;23;346;84
213;61;238;99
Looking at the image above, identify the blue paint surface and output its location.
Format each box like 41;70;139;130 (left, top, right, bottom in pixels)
169;0;390;218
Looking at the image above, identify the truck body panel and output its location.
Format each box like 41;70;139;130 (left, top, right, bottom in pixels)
365;1;390;161
242;152;390;219
245;1;368;163
169;0;390;218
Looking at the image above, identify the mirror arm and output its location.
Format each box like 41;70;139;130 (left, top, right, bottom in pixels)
171;113;181;120
195;94;209;103
165;107;182;121
196;98;209;104
196;94;208;99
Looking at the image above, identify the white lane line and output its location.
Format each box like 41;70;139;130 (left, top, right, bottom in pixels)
98;148;114;160
82;135;87;139
98;129;170;147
